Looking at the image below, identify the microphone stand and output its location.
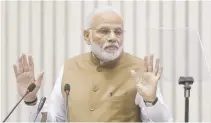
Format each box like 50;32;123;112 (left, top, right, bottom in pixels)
3;83;36;122
65;91;69;122
179;76;194;122
3;91;30;122
64;84;70;122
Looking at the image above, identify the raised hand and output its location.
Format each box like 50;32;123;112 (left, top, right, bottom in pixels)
131;55;163;102
13;54;44;102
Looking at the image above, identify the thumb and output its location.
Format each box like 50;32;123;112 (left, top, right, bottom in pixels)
130;70;137;78
130;70;139;82
35;71;44;86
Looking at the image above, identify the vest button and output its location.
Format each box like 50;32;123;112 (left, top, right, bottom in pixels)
93;86;99;92
89;106;95;111
96;67;102;72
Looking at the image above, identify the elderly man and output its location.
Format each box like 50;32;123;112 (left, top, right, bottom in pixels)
13;6;173;122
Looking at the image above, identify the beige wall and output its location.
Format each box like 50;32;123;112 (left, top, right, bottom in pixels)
1;1;211;122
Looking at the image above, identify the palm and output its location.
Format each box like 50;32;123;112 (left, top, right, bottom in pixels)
131;55;162;102
13;54;44;102
136;73;158;100
16;72;36;99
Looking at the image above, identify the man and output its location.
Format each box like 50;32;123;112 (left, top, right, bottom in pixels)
13;6;173;122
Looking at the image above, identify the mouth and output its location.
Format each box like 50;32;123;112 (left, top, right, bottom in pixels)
104;45;119;51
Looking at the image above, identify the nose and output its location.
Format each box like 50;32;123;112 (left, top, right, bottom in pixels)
108;39;116;43
108;31;117;43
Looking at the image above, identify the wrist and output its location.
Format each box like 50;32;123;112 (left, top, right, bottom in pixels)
24;97;38;106
24;95;37;102
144;96;157;102
144;97;158;107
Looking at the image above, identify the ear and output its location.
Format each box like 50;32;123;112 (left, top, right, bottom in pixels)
84;29;91;45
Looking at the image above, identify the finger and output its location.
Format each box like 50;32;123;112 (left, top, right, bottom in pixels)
35;71;44;86
131;70;138;81
131;69;143;85
131;69;146;86
157;65;163;80
18;55;24;73
154;58;160;75
144;56;148;72
13;64;19;77
154;69;159;76
22;54;29;72
148;55;153;72
28;55;34;74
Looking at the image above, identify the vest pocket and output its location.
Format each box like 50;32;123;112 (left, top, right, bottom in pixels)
108;92;137;112
106;92;138;121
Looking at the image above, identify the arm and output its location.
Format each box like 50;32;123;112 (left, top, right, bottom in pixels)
131;55;173;122
27;66;66;122
135;86;173;122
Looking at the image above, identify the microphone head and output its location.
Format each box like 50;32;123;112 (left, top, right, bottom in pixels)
38;97;46;111
36;96;47;118
42;97;46;102
27;83;36;92
64;84;70;91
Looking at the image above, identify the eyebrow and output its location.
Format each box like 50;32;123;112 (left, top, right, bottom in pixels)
97;27;123;31
96;24;123;29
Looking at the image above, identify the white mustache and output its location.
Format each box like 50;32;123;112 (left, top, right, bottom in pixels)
103;43;119;49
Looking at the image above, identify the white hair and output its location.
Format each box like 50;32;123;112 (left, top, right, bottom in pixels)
84;6;123;29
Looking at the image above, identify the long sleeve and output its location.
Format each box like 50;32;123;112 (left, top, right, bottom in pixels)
28;66;66;122
135;86;173;122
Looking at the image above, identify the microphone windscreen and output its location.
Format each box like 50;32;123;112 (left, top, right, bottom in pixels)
27;83;36;92
38;97;46;111
64;84;70;91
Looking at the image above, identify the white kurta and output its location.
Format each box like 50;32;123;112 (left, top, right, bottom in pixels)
27;66;173;122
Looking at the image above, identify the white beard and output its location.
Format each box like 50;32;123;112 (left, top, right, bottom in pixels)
90;41;123;63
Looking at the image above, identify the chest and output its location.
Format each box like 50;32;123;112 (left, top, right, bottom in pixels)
64;65;137;100
61;62;142;121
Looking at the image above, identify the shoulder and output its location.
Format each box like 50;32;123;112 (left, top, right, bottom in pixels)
67;52;90;62
117;52;145;72
122;52;144;66
63;52;90;69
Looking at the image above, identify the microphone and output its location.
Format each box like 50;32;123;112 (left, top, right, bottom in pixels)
33;97;46;122
64;84;70;94
3;83;36;122
64;84;70;122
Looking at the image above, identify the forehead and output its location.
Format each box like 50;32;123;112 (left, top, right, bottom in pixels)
90;12;123;29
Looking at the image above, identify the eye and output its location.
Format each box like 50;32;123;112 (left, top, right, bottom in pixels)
115;29;123;36
98;28;110;34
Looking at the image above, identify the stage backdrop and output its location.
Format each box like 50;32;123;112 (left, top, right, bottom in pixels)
1;0;211;122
